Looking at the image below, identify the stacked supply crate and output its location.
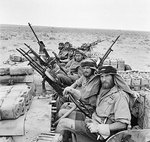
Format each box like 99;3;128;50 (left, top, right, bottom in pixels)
118;70;150;90
103;58;126;71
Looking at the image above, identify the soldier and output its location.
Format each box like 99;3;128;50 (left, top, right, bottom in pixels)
55;66;137;142
58;42;67;60
55;50;87;110
56;59;100;142
57;50;86;86
58;58;100;118
59;47;75;64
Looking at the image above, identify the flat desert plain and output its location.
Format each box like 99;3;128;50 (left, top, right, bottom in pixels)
0;24;150;71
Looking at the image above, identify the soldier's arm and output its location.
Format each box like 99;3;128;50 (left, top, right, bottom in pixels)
70;76;83;88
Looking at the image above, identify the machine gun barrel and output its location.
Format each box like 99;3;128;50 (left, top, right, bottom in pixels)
28;23;51;60
16;48;44;76
17;48;63;97
98;35;120;67
28;23;40;43
24;43;47;66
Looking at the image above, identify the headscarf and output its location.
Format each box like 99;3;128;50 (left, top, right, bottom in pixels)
98;66;138;109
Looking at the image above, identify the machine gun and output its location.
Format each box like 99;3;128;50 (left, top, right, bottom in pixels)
78;39;104;51
28;23;51;62
98;35;120;67
24;43;69;79
24;43;48;66
16;47;64;97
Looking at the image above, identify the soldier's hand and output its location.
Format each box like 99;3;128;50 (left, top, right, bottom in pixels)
63;87;72;96
86;120;98;133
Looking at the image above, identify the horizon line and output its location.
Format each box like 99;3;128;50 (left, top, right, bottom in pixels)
0;23;150;33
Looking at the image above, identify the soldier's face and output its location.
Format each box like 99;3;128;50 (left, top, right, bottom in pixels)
100;74;114;89
75;54;83;62
65;43;70;48
82;66;92;77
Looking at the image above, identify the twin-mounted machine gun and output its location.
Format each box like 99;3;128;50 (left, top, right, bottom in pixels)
77;39;104;52
16;46;92;130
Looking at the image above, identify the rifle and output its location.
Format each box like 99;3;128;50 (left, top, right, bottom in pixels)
28;23;51;61
98;35;120;67
16;48;64;97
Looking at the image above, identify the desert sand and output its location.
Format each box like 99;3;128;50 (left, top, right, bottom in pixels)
0;24;150;71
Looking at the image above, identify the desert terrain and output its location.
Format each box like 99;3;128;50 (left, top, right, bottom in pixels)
0;24;150;71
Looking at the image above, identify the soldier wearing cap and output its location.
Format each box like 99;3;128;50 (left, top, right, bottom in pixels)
56;65;137;142
58;58;100;117
55;59;100;141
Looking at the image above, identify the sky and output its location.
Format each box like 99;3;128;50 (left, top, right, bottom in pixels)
0;0;150;31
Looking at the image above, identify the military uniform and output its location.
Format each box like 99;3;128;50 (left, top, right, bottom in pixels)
67;86;131;142
58;74;100;118
93;86;131;125
57;59;82;86
73;74;100;109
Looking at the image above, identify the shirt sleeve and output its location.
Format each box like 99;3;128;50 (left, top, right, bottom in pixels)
114;91;131;125
65;59;73;69
71;76;83;88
